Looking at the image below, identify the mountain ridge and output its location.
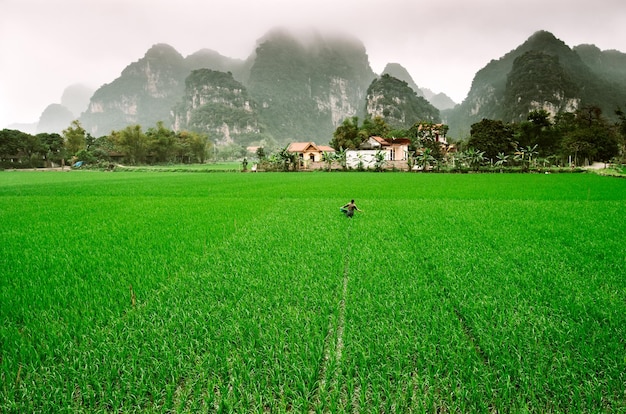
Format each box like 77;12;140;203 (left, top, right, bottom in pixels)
21;28;626;146
444;30;626;138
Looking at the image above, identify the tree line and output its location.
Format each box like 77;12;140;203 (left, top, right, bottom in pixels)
328;105;625;171
0;121;212;168
3;104;624;171
466;106;625;168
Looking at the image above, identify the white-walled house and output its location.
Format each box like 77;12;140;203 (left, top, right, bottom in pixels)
346;137;411;169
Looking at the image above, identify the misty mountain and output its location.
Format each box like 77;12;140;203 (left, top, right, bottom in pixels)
184;49;250;84
246;28;376;142
574;44;626;88
61;84;94;117
382;63;456;111
172;69;269;147
381;63;423;97
37;104;74;134
81;44;190;136
71;28;626;145
365;74;440;129
423;90;456;111
79;28;377;146
445;30;626;138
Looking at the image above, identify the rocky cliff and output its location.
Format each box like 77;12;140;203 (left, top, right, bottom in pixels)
246;28;376;143
80;29;377;146
445;31;626;138
81;44;189;136
172;69;267;146
365;74;440;129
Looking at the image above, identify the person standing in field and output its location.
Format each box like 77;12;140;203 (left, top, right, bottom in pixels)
340;199;362;218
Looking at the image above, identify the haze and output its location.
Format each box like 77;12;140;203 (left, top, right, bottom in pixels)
1;0;624;129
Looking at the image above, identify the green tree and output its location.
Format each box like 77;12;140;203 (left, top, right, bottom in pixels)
322;151;336;171
615;107;626;163
494;152;510;172
37;133;65;166
465;148;486;171
63;120;86;156
187;131;210;163
114;125;148;165
374;149;387;172
19;133;44;167
273;146;298;171
517;110;558;156
558;106;620;165
362;116;391;138
407;122;447;163
147;121;178;163
415;148;435;171
468;119;516;162
330;117;367;150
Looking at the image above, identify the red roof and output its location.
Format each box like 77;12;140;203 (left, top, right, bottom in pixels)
287;142;335;153
388;138;411;145
371;136;390;146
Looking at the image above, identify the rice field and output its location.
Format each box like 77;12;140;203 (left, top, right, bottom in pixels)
1;171;625;412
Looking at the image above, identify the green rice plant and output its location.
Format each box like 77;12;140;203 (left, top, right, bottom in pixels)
1;171;625;412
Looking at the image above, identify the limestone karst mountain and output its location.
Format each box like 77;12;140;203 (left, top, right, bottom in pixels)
444;30;626;138
63;28;626;144
365;74;440;130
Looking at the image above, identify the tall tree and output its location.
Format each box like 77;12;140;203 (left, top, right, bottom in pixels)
330;116;367;150
468;119;516;161
114;125;148;165
0;129;24;162
63;120;86;156
37;133;65;166
559;106;619;164
147;121;177;163
614;106;626;163
516;110;559;156
361;116;391;138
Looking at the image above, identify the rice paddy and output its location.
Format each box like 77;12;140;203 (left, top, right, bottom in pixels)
1;171;625;412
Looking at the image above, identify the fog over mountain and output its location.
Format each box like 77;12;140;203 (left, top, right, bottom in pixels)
2;0;624;129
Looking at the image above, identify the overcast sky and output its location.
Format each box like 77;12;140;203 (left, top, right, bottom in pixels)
1;0;624;129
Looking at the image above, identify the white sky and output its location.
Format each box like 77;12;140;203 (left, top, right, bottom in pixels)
1;0;624;128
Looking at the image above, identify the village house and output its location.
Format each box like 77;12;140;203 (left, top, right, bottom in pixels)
346;136;411;170
287;142;335;168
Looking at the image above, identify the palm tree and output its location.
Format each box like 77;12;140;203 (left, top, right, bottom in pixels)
494;152;509;172
525;144;538;169
415;148;435;171
322;151;336;171
374;149;387;172
335;147;347;170
465;148;486;171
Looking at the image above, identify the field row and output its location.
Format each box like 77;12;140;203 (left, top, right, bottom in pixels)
1;171;625;412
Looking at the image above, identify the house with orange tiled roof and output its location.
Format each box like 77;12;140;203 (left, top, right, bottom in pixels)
287;142;335;168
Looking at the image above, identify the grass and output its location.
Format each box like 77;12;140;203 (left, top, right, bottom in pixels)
112;162;242;172
1;171;625;412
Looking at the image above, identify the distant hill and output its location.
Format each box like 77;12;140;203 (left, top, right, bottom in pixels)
365;74;440;129
574;44;626;89
61;84;94;118
172;69;269;147
246;28;376;143
445;30;626;138
69;28;626;145
79;29;377;146
382;63;456;111
37;104;74;134
81;44;190;136
382;63;423;97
